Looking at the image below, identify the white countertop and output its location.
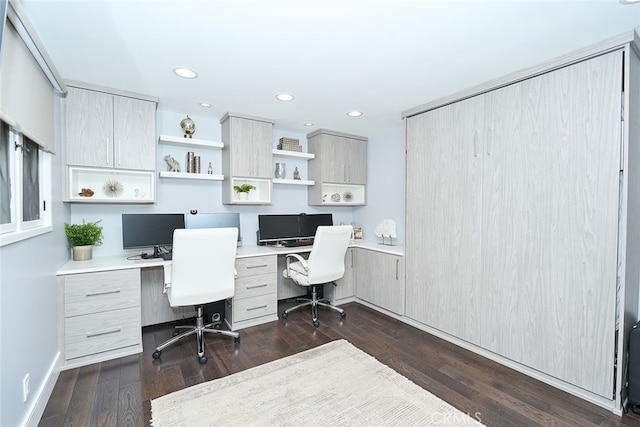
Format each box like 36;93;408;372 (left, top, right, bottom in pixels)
57;239;404;276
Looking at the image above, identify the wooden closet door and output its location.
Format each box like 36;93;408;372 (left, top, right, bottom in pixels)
405;94;484;343
481;51;622;398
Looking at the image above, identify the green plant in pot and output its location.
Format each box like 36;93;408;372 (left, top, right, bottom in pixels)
65;220;103;261
233;183;256;201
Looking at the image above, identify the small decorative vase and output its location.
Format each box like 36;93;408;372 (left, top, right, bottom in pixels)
72;245;93;261
275;163;286;179
237;192;249;201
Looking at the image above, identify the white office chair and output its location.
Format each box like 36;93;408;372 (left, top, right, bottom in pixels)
152;228;240;364
281;225;353;327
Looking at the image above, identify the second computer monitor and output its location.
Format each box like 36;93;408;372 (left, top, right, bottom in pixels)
186;212;242;244
298;214;333;239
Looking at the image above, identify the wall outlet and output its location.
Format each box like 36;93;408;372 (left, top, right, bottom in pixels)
22;373;30;402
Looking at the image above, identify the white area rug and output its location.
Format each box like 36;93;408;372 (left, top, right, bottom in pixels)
151;339;483;426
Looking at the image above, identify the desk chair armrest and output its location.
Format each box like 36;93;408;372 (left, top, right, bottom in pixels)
163;264;172;294
285;253;308;278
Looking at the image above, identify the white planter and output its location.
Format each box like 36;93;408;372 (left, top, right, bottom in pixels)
237;192;249;201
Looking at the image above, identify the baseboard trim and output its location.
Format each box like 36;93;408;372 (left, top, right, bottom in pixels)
22;352;61;427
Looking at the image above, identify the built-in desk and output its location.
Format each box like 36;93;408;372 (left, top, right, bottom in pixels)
56;241;403;369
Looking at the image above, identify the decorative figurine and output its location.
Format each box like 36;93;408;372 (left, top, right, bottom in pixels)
207;162;213;174
293;167;300;180
164;154;181;172
103;179;124;197
180;115;196;138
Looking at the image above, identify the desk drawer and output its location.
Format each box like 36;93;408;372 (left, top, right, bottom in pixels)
236;256;276;277
235;273;277;299
231;293;277;322
64;270;140;317
65;307;141;360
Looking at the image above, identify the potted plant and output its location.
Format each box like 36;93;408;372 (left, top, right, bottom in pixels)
233;183;256;201
65;220;103;261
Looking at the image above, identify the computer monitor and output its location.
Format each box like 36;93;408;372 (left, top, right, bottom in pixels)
122;213;185;258
258;214;300;243
186;212;242;245
298;214;333;239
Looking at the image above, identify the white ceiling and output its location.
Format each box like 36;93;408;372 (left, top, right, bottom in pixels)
20;0;640;138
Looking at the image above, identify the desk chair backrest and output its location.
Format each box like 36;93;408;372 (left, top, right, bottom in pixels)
167;227;238;307
306;225;353;284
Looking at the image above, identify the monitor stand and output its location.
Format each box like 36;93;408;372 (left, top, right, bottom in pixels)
141;245;163;259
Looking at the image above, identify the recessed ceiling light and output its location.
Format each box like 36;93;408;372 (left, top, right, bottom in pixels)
173;67;198;79
304;122;314;127
620;0;640;3
347;110;363;117
199;102;211;108
275;92;295;101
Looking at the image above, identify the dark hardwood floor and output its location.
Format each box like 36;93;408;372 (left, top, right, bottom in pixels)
39;301;640;426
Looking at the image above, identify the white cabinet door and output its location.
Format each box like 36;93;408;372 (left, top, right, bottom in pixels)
64;87;113;168
356;249;404;315
405;94;485;343
113;96;156;171
480;51;622;398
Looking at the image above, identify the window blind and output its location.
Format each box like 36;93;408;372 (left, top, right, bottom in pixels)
0;20;54;153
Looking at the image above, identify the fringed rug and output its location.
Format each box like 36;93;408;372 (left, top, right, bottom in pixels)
151;339;482;426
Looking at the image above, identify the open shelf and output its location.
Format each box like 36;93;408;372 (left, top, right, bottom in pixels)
272;149;314;160
67;167;155;203
320;183;365;206
159;171;224;181
159;134;223;149
227;177;272;204
273;178;314;186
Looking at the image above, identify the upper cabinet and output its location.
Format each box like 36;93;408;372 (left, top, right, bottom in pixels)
220;112;274;204
62;83;158;203
63;85;157;171
307;129;367;206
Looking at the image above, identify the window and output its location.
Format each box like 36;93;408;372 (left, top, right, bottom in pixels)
0;119;51;246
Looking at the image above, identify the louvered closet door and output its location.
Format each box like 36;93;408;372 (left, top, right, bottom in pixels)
480;50;622;398
405;94;485;343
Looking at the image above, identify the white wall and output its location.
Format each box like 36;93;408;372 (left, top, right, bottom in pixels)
0;99;69;427
353;126;405;246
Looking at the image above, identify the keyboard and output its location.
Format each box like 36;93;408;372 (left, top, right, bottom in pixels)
281;240;313;248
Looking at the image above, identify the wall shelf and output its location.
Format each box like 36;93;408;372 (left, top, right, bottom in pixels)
273;178;315;186
67;167;155;203
319;183;365;206
159;171;224;181
272;149;314;160
159;134;224;149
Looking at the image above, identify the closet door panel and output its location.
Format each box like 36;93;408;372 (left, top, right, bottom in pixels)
482;51;622;397
405;94;484;344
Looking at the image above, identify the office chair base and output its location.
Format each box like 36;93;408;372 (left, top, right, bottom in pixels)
152;306;239;363
282;285;346;327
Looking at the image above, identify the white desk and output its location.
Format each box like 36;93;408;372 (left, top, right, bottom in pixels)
56;241;403;369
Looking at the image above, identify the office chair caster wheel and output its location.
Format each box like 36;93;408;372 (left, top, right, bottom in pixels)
198;356;208;364
282;312;288;319
340;312;346;318
171;329;180;337
152;350;162;359
234;336;240;343
313;320;320;327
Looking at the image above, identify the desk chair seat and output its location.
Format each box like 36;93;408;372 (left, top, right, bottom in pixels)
152;228;239;364
281;225;353;327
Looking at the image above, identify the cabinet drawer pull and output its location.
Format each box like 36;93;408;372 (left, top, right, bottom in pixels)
246;284;268;290
246;264;268;269
473;131;479;157
396;259;399;280
85;289;121;297
86;327;121;338
246;305;267;311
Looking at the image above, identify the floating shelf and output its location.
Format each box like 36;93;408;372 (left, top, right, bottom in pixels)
159;135;224;149
159;171;224;181
273;178;314;186
272;149;314;160
320;183;366;206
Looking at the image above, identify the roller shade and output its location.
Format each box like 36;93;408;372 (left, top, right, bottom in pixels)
0;20;54;153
